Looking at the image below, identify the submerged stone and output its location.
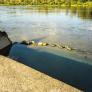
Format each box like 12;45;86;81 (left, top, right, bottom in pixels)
42;42;48;46
38;42;48;46
31;41;35;44
21;40;36;46
50;44;57;47
57;44;65;49
38;42;43;46
21;40;30;45
65;46;73;51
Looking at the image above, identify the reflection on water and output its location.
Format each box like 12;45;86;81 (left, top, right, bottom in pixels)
0;6;92;54
66;6;92;19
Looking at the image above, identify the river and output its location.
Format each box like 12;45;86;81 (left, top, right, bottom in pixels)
0;6;92;91
0;6;92;53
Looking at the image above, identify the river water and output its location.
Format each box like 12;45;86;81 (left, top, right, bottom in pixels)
0;6;92;91
0;6;92;53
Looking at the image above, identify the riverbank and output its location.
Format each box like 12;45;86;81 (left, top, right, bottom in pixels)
0;55;81;92
0;2;92;7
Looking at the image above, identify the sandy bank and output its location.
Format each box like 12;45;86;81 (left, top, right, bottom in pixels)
0;55;81;92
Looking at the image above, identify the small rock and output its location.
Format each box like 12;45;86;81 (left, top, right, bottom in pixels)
31;41;35;44
29;41;36;46
38;42;43;46
20;40;30;45
29;41;36;45
57;45;65;49
50;44;57;47
42;42;48;46
38;42;48;46
65;46;72;51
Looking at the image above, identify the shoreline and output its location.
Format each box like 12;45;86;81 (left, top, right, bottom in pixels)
18;40;92;65
9;41;92;65
0;4;92;7
0;55;81;92
9;43;92;91
28;44;92;65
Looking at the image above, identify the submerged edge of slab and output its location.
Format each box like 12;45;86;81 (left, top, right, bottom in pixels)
0;55;81;92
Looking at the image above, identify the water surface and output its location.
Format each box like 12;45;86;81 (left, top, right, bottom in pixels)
9;43;92;91
0;6;92;91
0;6;92;53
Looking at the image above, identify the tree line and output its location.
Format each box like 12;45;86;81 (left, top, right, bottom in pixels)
0;0;91;5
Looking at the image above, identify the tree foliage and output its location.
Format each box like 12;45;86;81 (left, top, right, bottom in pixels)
0;0;91;5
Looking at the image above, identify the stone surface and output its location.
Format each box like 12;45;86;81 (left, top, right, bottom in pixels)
0;31;11;50
38;42;48;46
0;31;12;56
0;55;81;92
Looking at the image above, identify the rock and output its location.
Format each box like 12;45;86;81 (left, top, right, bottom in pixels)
57;44;65;49
31;41;35;44
30;41;36;46
21;40;36;45
50;44;57;47
21;40;30;45
65;46;72;51
0;31;12;56
42;42;48;46
37;42;43;46
38;42;48;46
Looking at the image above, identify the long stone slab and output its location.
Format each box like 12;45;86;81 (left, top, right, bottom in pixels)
0;55;81;92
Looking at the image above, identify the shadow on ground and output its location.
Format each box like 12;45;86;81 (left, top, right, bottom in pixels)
9;44;92;92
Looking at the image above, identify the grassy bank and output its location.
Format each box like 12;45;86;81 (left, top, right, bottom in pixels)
0;2;92;7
